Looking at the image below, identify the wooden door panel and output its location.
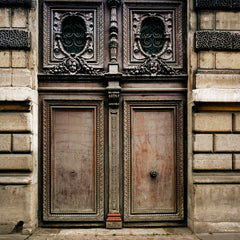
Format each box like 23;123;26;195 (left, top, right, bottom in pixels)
51;108;96;213
132;109;175;213
123;99;185;223
41;97;104;223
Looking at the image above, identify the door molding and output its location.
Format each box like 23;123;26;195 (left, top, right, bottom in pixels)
123;97;185;225
41;95;105;224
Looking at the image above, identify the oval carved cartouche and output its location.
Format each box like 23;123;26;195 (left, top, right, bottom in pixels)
140;17;165;55
61;16;87;54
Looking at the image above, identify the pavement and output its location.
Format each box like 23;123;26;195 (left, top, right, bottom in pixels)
0;228;240;240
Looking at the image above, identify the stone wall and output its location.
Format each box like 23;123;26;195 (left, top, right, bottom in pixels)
0;0;38;234
188;0;240;233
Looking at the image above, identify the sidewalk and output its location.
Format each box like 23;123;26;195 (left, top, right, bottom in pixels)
1;228;240;240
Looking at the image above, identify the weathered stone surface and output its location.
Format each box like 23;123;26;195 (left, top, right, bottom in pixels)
13;134;31;152
0;87;38;103
214;134;240;152
194;221;240;234
27;227;197;239
193;134;213;152
193;113;232;132
193;154;232;170
0;154;32;171
12;69;32;88
193;175;240;183
0;69;12;87
197;233;240;240
193;89;240;102
233;154;240;170
0;51;10;68
0;134;11;152
233;113;240;132
199;11;214;30
0;30;31;50
12;51;27;68
216;12;240;30
199;52;215;69
216;52;240;69
0;184;36;234
196;74;240;89
12;8;27;28
194;185;240;222
0;113;32;132
0;8;10;28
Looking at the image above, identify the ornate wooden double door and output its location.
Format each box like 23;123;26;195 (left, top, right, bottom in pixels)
39;0;187;227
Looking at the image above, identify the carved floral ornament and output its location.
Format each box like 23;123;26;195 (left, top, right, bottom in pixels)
48;12;100;75
127;13;180;76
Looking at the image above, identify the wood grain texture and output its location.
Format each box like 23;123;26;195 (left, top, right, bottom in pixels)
51;108;96;213
131;109;175;213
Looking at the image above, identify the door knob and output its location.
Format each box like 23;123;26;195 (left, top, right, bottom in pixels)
150;170;158;178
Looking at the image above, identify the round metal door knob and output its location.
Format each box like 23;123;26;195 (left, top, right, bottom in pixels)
150;170;158;178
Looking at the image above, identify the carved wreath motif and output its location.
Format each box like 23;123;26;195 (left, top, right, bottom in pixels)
127;13;179;76
48;12;100;75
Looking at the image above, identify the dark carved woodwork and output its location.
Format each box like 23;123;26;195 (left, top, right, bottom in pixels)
195;31;240;51
107;0;121;64
106;79;122;228
39;0;187;227
41;96;104;223
42;2;104;75
0;0;31;7
195;0;240;9
123;1;186;76
0;30;31;50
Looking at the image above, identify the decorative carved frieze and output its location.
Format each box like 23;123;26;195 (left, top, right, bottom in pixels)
0;0;31;7
0;30;31;50
42;2;104;75
123;1;186;76
195;0;240;9
195;31;240;51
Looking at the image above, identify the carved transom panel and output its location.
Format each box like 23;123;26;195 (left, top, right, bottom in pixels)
123;1;186;76
42;2;104;75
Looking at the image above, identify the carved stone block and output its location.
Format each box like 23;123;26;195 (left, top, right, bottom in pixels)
195;0;240;9
195;31;240;51
42;2;104;75
0;30;31;50
123;1;186;76
233;33;240;50
0;0;31;7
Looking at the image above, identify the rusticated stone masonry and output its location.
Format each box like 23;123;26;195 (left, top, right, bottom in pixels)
195;31;240;51
196;0;240;10
0;30;31;50
0;0;31;7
